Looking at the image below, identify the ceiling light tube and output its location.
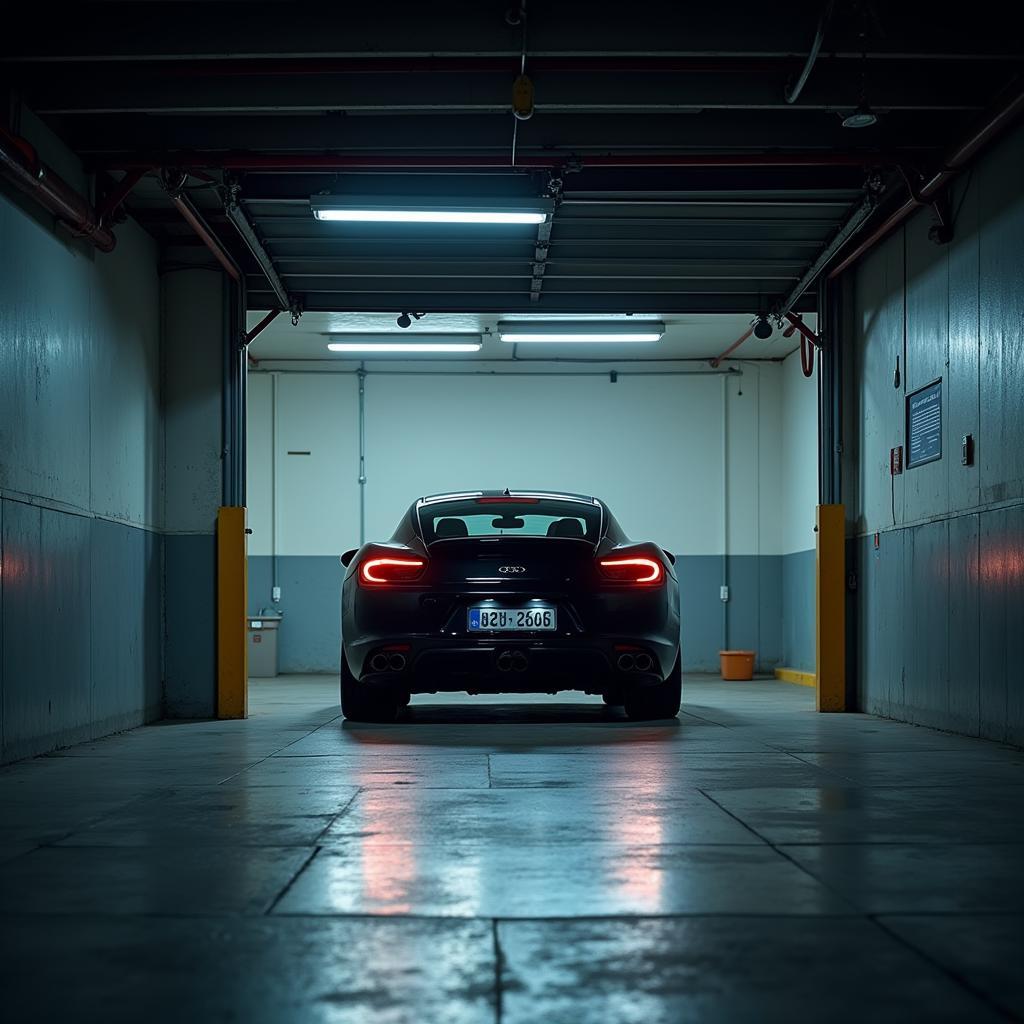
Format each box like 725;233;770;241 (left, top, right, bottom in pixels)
497;321;665;343
325;333;482;354
311;195;553;225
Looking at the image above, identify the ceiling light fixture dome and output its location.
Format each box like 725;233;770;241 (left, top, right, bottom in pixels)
842;101;878;129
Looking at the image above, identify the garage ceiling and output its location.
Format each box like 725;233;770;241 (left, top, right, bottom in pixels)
4;2;1023;317
245;310;811;363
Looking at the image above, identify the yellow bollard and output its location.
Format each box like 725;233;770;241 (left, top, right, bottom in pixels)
217;506;248;719
815;504;848;712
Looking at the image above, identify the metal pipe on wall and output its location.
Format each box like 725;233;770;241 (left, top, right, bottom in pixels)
721;373;730;653
0;125;116;251
827;87;1024;280
271;372;280;604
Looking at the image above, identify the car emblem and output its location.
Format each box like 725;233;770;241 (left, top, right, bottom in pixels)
498;565;526;574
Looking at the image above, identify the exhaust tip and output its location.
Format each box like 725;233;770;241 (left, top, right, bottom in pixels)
616;653;635;672
369;653;389;673
511;651;529;673
388;652;407;672
497;652;514;672
634;653;654;672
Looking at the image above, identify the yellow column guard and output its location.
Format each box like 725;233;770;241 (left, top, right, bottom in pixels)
217;506;248;719
815;503;848;712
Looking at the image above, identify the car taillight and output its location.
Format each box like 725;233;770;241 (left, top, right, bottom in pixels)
598;556;664;585
358;556;427;585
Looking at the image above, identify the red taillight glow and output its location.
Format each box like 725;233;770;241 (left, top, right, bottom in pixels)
598;556;664;584
358;557;426;585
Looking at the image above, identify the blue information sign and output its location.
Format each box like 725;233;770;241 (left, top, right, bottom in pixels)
906;379;942;468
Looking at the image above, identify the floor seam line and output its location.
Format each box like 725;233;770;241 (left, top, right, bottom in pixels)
867;914;1018;1022
215;712;344;782
265;846;321;915
313;787;363;843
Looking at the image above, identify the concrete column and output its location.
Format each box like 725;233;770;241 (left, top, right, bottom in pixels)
162;270;226;717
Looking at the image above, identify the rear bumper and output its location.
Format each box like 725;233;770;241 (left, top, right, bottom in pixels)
345;635;679;694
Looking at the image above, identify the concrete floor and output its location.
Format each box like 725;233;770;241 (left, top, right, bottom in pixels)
2;677;1023;1023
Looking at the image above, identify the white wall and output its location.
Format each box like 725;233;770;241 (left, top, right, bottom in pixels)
780;349;820;554
247;364;784;558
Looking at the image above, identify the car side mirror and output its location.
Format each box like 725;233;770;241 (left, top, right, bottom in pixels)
340;549;358;567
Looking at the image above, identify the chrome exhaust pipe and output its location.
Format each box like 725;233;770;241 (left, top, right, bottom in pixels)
616;653;635;672
634;653;654;673
511;650;529;673
369;653;389;673
388;652;407;672
497;651;514;673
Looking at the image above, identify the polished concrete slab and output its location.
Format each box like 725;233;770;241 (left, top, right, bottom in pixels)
0;675;1021;1022
498;917;1005;1023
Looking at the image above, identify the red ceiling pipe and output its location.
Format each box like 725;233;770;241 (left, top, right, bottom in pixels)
828;87;1024;280
0;125;116;251
102;151;895;173
709;325;755;368
783;312;822;378
782;311;822;347
167;192;241;281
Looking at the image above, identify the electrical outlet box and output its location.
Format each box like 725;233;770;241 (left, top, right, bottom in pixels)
720;585;729;602
272;586;281;602
961;433;974;466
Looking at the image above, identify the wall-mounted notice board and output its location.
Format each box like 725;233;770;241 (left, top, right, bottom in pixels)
906;379;942;469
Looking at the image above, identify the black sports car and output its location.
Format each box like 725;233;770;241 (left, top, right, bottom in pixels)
338;490;681;721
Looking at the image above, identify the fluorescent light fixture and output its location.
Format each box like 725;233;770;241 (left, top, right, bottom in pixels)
497;320;665;343
310;195;553;225
325;334;482;354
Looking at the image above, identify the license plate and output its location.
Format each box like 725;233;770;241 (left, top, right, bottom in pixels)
468;607;557;631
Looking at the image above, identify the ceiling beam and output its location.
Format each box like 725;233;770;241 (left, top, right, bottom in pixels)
54;109;963;158
5;3;1021;63
242;290;818;315
20;67;997;115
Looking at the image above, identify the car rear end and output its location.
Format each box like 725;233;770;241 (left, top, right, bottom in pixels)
341;492;680;699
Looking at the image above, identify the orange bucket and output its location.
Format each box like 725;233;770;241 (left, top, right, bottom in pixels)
719;650;756;680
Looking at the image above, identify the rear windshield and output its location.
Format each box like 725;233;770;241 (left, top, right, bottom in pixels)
419;497;601;544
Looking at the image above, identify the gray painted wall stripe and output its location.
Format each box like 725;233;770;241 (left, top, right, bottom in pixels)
249;552;799;676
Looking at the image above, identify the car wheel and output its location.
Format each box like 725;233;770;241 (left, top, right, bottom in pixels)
340;653;401;722
624;655;682;721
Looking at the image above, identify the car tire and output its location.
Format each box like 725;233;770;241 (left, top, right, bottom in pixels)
340;653;401;722
624;655;682;721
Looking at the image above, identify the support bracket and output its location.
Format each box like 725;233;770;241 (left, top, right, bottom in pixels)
899;165;954;244
782;311;823;349
223;177;297;312
529;174;563;302
244;308;281;346
96;166;151;226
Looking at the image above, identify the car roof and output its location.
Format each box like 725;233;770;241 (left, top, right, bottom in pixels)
417;490;602;507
